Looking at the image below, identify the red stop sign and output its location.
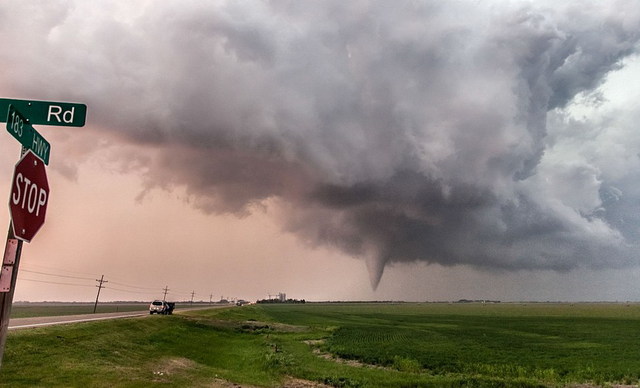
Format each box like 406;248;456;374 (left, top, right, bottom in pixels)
9;150;50;242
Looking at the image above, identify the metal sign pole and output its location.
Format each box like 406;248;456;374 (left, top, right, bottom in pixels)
0;97;85;370
0;146;29;367
0;225;23;367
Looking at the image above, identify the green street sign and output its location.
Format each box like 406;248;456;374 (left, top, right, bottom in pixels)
6;105;50;165
0;98;86;127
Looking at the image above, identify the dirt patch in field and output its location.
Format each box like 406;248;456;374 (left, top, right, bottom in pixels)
150;355;328;387
281;377;331;387
151;359;327;387
238;320;308;333
303;339;388;370
186;317;307;333
204;377;329;388
567;385;637;388
150;357;199;382
205;378;260;387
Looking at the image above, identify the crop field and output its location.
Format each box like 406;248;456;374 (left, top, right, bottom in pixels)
247;303;640;386
2;302;640;387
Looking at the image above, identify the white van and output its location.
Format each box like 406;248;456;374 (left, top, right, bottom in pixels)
149;300;167;314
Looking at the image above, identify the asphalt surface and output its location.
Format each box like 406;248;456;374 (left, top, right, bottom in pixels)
8;311;148;330
8;305;231;330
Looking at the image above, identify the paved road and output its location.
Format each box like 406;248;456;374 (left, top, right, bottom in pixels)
8;305;229;330
8;311;148;330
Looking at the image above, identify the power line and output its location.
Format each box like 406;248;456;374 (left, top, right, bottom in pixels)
19;274;187;298
20;276;162;298
18;278;94;288
105;274;165;288
20;269;95;281
20;268;166;294
18;266;213;302
105;286;159;295
107;280;160;291
20;263;99;277
168;288;193;296
19;278;170;300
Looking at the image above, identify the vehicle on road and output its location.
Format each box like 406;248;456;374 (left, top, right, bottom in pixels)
149;300;175;315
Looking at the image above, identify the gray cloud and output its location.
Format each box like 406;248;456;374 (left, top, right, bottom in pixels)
3;1;640;288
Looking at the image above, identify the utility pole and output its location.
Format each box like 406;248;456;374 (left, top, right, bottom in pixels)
162;286;169;302
209;294;213;305
93;275;108;313
190;291;195;305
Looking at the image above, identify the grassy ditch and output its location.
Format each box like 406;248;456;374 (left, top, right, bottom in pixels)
1;303;640;387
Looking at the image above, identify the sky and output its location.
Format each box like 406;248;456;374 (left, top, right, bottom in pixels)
1;1;640;303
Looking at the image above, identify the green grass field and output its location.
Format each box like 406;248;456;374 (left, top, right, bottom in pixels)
9;302;217;318
9;302;151;318
2;302;640;387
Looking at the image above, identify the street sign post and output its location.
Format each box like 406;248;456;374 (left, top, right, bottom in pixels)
0;98;86;127
6;105;50;165
8;150;50;243
0;96;85;368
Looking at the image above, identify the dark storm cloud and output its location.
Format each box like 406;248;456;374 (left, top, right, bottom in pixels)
3;1;640;287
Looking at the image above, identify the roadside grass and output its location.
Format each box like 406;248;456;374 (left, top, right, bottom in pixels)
1;303;640;387
2;314;281;387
